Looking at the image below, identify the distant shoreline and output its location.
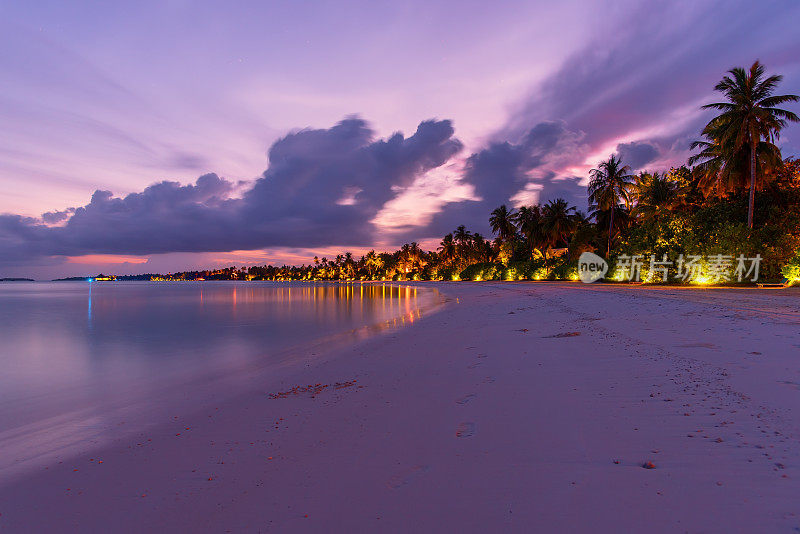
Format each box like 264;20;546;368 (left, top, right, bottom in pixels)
22;278;796;290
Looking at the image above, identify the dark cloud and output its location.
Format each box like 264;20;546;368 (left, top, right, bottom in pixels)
41;208;75;225
51;173;240;255
240;117;462;246
414;120;588;238
0;118;463;263
615;141;659;171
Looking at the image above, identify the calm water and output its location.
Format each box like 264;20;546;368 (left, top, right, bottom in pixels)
0;281;440;477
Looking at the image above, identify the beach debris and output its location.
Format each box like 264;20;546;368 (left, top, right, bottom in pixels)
613;459;621;464
543;332;580;338
516;328;529;333
456;422;476;438
456;394;476;405
641;461;656;469
268;379;359;399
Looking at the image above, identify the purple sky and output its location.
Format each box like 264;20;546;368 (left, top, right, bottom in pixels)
1;0;799;278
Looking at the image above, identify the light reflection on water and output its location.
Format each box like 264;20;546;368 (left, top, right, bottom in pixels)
0;281;440;479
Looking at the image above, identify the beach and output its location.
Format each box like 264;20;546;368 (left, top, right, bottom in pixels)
2;282;799;532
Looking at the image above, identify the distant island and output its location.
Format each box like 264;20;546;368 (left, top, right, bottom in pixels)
0;277;35;282
53;275;116;282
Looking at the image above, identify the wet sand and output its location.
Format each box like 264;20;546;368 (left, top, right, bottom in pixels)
2;282;799;532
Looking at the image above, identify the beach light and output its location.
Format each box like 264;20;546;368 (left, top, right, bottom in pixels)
692;274;712;285
532;267;550;280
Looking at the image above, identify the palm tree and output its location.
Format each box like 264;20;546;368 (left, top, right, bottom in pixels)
453;225;472;245
698;61;798;228
568;210;597;259
437;233;456;265
489;205;519;244
408;242;425;271
397;242;425;274
517;204;546;257
363;250;381;279
632;171;682;221
334;254;344;279
343;252;355;278
453;225;472;267
541;198;577;250
588;154;635;256
690;136;784;198
471;233;494;263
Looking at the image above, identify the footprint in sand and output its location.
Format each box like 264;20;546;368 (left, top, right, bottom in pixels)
467;362;483;369
456;394;476;405
456;422;476;438
543;332;581;338
386;465;430;489
483;376;496;384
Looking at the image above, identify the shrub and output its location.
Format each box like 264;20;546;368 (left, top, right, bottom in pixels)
459;263;503;281
549;259;578;280
782;250;800;282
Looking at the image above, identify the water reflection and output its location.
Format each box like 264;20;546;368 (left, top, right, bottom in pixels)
88;279;93;325
0;281;440;479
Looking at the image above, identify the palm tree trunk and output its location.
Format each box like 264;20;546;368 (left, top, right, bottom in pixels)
607;206;614;257
747;141;756;229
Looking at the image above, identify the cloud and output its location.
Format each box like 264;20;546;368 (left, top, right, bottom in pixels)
615;141;659;171
41;208;75;225
0;117;463;264
412;120;589;238
240;117;463;247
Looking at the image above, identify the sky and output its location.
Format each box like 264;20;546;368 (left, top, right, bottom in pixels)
1;0;799;279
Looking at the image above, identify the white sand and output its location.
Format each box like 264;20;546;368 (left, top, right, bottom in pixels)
1;282;798;532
